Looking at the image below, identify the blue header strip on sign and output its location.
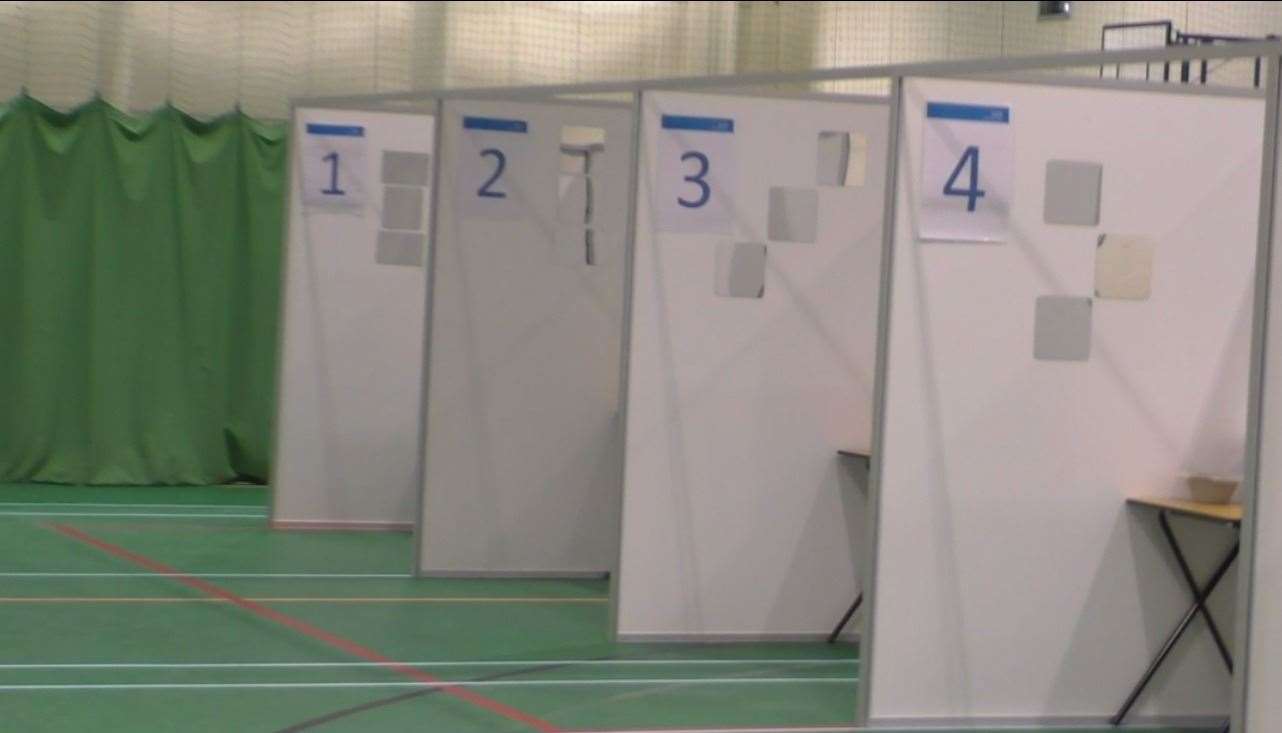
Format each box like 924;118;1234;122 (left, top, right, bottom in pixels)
661;115;734;133
305;123;365;137
926;102;1010;124
463;116;528;133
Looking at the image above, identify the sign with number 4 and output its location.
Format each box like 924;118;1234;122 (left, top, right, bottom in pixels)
302;123;368;208
918;101;1012;243
456;116;531;220
655;114;736;234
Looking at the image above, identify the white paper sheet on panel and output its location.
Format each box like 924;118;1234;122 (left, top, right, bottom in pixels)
302;122;369;208
654;114;737;234
917;101;1012;242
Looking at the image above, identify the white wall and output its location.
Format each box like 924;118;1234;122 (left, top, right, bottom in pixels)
417;98;632;576
273;107;433;530
1244;69;1282;733
868;78;1261;724
615;91;888;639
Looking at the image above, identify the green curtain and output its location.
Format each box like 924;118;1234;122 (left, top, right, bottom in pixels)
0;95;287;485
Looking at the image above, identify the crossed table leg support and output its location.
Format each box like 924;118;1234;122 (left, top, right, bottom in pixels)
1112;509;1238;728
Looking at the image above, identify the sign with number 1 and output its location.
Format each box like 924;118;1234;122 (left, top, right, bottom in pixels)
918;101;1012;242
302;122;368;208
655;114;736;234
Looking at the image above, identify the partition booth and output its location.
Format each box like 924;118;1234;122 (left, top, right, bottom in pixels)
273;99;437;530
858;42;1282;731
615;86;889;640
415;90;636;576
269;40;1282;732
609;41;1282;729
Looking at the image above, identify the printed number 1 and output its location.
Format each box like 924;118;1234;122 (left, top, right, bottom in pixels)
321;152;345;195
943;145;985;212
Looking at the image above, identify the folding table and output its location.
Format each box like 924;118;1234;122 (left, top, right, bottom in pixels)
1115;497;1241;730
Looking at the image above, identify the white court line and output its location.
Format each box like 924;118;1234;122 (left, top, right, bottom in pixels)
0;677;857;691
0;659;857;670
0;572;413;578
0;503;265;510
0;512;264;519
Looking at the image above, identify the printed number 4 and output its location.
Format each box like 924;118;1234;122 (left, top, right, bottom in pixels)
678;151;711;208
943;146;985;212
478;148;507;199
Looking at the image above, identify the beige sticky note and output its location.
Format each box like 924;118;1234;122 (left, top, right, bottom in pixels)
1095;234;1155;300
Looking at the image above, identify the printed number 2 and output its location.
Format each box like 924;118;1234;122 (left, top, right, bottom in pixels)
678;151;711;208
478;148;507;198
943;145;985;212
321;152;344;195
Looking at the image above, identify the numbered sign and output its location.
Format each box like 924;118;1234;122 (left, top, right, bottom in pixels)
456;116;530;220
918;102;1012;243
302;123;368;208
655;114;736;234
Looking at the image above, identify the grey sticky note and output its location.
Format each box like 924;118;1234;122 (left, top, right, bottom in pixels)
817;131;868;187
1044;160;1102;226
768;187;818;243
1034;296;1092;361
381;185;424;231
817;132;850;186
381;151;431;187
715;242;766;298
375;230;424;267
1095;234;1154;300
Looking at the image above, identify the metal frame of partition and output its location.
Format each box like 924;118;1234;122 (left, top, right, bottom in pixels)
281;39;1282;730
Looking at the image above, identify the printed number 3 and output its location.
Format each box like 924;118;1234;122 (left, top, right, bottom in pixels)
678;151;711;208
478;148;507;198
943;145;985;212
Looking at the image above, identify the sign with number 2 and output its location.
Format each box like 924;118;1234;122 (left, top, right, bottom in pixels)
918;101;1012;243
456;115;530;220
655;114;736;234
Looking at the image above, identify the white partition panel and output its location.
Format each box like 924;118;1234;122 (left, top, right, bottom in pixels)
868;78;1263;724
615;91;889;639
417;99;633;575
1244;65;1282;733
273;108;434;530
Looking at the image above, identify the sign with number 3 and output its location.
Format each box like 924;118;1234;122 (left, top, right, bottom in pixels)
655;114;736;234
918;101;1012;243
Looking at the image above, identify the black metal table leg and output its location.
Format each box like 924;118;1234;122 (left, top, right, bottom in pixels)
827;593;863;644
1158;511;1235;672
1111;512;1239;726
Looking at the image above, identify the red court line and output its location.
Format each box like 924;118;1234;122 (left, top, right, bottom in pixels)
46;522;560;733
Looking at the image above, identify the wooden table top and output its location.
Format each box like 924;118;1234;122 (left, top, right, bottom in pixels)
1127;496;1242;524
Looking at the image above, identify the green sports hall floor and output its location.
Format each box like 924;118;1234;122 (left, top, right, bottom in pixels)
0;483;1217;733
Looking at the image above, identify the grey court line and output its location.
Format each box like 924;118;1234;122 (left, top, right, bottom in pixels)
0;677;858;691
0;659;857;670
